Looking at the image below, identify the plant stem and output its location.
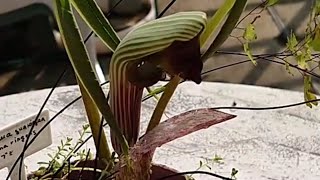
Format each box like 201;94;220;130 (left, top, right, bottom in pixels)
146;75;181;132
78;79;112;163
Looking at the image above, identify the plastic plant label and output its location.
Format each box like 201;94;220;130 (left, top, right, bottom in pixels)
0;110;51;180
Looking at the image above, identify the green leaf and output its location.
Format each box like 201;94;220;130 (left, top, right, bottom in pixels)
143;84;167;101
286;32;298;52
242;23;257;65
202;0;248;61
146;87;160;101
311;25;320;51
296;50;307;69
200;0;236;47
54;0;129;154
244;24;257;42
78;80;111;163
304;75;318;108
314;0;320;16
285;61;294;76
69;0;120;51
266;0;279;7
243;42;257;66
287;32;311;70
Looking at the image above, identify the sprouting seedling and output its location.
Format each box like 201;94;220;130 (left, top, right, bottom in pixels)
188;155;225;179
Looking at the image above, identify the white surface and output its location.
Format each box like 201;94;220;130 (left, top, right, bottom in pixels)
0;82;320;179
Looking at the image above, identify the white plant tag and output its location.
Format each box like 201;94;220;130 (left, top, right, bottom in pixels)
0;110;51;180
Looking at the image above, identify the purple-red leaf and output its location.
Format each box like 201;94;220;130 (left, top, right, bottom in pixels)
136;108;236;154
116;108;236;179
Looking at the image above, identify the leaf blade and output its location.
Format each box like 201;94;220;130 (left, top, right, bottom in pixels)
70;0;120;52
202;0;248;62
200;0;236;47
54;0;128;154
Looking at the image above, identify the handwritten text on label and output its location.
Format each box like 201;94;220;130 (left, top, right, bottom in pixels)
0;110;51;168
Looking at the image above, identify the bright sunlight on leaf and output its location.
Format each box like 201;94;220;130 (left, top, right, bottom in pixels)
243;23;257;65
286;31;298;52
304;75;318;108
243;43;257;65
244;24;257;41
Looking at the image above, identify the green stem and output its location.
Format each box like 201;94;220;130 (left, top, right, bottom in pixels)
78;78;112;163
146;75;181;132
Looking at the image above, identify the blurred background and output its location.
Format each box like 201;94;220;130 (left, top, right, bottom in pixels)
0;0;315;96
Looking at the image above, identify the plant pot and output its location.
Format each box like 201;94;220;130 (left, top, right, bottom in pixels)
28;160;186;180
69;161;186;180
150;163;186;180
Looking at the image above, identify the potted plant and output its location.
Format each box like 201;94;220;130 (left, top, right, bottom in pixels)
47;0;244;179
6;0;320;179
